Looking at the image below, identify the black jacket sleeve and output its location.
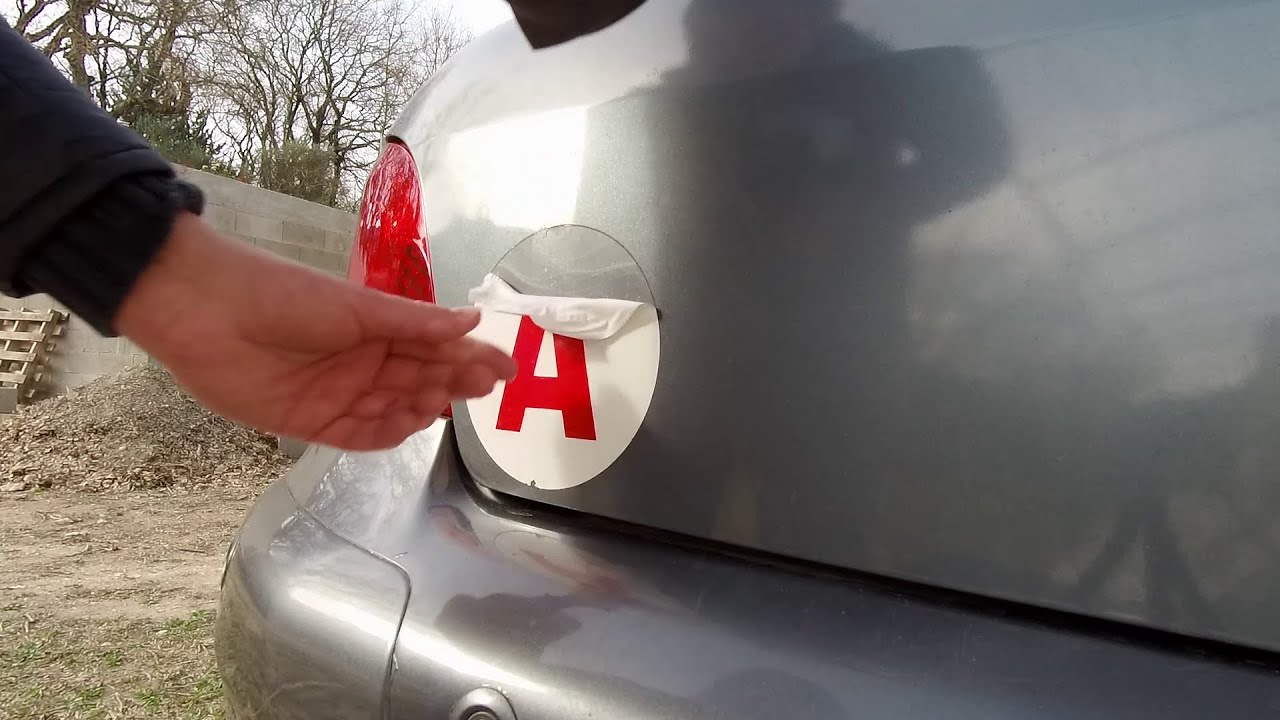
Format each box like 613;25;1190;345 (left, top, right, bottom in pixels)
504;0;648;48
0;18;183;335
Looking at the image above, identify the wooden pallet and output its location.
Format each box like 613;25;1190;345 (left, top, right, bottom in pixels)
0;308;66;409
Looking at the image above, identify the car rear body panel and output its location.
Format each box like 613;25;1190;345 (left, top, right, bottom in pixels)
215;474;409;720
389;0;1280;652
219;426;1280;719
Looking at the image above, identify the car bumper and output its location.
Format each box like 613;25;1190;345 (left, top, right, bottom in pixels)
215;477;408;720
218;425;1280;720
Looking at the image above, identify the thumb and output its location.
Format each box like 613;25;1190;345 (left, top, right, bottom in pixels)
350;285;482;342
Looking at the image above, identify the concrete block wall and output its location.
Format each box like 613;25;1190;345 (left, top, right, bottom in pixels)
1;167;357;398
175;166;357;276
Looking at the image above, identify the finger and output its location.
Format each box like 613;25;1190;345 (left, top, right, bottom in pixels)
417;363;455;391
448;364;500;398
389;339;486;366
367;358;498;420
390;337;516;379
308;416;382;451
469;340;518;380
380;343;514;389
312;410;436;451
353;286;482;343
377;408;434;448
349;390;400;419
443;340;517;380
367;360;496;417
373;355;431;392
412;386;452;418
381;360;495;398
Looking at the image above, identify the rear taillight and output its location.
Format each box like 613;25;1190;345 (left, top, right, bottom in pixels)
349;139;452;418
348;140;435;303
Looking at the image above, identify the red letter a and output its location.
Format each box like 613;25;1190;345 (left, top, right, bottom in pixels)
496;315;597;440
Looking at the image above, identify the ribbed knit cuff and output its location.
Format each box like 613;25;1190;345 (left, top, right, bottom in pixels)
20;174;191;337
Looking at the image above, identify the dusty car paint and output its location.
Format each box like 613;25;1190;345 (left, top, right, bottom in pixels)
395;0;1280;652
218;0;1280;715
216;476;408;719
218;425;1280;719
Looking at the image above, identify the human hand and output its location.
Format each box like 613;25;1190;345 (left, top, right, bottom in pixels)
116;213;516;451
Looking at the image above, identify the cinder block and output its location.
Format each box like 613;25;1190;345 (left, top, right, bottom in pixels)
298;247;347;274
177;165;356;230
234;211;284;242
96;354;131;373
0;387;15;414
296;246;326;270
331;212;357;235
64;331;111;354
51;343;109;371
0;293;61;311
255;238;303;261
205;204;237;233
324;230;353;254
64;352;132;375
58;372;99;390
247;190;326;229
50;352;102;374
283;221;327;249
176;167;249;210
85;335;118;354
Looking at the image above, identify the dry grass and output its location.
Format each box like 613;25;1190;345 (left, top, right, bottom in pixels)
0;488;274;720
0;609;224;720
0;366;293;719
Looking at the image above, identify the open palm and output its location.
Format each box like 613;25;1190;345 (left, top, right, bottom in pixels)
117;215;516;451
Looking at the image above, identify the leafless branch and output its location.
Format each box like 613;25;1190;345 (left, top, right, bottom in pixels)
7;0;473;203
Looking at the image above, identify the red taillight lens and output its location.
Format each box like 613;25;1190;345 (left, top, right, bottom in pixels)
348;140;435;303
349;139;452;418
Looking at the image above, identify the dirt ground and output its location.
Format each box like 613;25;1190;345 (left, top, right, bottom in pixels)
0;486;263;719
0;364;291;719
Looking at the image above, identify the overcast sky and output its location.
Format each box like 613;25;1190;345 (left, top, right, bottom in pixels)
446;0;514;35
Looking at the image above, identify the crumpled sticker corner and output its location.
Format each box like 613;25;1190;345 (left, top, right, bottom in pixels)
467;273;647;340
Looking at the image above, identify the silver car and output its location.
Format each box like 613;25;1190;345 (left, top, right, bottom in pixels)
216;0;1280;717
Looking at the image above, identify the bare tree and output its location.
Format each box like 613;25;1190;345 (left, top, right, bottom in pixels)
5;0;212;113
197;0;470;204
7;0;73;57
6;0;98;85
418;4;472;79
108;0;212;117
3;0;472;205
7;0;58;42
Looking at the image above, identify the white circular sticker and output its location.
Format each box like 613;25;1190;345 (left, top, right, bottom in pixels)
464;306;660;490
